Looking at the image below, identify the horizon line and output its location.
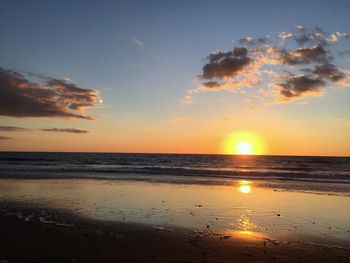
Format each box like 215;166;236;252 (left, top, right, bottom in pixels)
0;150;349;158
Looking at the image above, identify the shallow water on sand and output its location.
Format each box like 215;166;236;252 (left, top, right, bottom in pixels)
0;177;349;246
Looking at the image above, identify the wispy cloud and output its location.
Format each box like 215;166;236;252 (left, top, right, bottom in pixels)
0;68;100;119
133;38;145;47
0;126;30;131
0;125;88;134
40;128;89;134
185;25;350;104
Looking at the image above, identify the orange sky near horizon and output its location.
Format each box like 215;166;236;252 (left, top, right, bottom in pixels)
1;107;349;156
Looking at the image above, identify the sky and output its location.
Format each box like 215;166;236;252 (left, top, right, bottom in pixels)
0;0;350;156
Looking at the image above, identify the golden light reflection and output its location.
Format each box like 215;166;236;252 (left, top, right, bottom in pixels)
225;214;265;241
236;214;256;231
238;180;252;194
223;131;266;155
224;229;267;241
239;230;254;236
239;185;251;194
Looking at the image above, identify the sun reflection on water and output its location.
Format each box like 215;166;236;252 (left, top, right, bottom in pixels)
239;185;251;194
226;214;268;241
236;214;256;231
238;180;252;194
238;230;254;236
223;229;267;241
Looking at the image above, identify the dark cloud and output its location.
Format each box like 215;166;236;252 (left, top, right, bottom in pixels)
201;47;251;79
292;26;349;46
187;25;350;103
0;126;89;134
275;75;325;98
0;136;12;140
202;81;222;89
233;47;248;57
41;128;89;134
295;34;316;46
0;126;29;131
293;26;327;46
239;37;255;45
280;45;328;65
311;63;346;82
0;68;99;119
207;51;232;63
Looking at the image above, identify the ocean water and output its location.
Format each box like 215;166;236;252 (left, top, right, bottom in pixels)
0;152;349;183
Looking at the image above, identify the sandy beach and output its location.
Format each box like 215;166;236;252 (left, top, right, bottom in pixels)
0;177;349;262
1;201;350;263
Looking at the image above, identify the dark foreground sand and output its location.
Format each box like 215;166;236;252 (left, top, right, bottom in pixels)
1;203;349;263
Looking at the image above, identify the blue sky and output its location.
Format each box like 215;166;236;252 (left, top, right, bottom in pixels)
0;0;349;155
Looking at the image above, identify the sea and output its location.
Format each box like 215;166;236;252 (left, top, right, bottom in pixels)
0;152;349;184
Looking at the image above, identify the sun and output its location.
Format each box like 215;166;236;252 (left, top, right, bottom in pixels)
236;142;252;155
223;131;266;155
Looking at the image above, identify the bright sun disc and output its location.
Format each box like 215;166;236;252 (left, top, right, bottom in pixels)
223;131;266;155
236;142;252;155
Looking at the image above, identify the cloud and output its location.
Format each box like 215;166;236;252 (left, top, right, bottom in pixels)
279;45;328;65
185;25;350;104
310;63;346;82
0;126;29;131
0;125;89;134
0;136;11;140
41;128;89;134
326;32;349;44
294;24;305;31
133;38;145;47
0;68;99;119
200;47;251;80
273;74;325;99
291;26;348;46
239;36;269;46
201;81;221;88
292;26;327;46
278;32;293;41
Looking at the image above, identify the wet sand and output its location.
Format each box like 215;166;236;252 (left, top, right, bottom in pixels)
1;202;350;263
0;177;349;262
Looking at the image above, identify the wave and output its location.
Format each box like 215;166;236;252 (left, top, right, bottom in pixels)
1;165;349;184
1;157;56;162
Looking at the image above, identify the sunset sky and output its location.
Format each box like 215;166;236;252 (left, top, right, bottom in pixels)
0;0;349;156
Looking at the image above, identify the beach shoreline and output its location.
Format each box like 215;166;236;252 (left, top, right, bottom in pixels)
1;172;350;197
